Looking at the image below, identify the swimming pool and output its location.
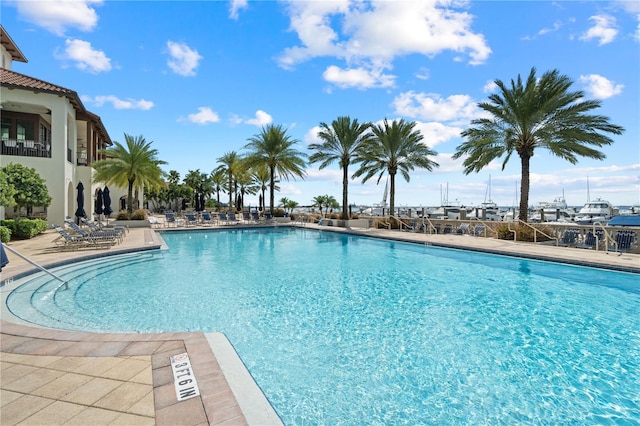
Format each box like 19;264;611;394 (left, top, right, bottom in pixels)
6;228;640;424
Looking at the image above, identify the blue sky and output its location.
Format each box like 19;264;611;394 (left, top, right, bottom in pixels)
2;0;639;208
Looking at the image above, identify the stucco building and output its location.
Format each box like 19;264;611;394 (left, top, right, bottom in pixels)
1;25;117;226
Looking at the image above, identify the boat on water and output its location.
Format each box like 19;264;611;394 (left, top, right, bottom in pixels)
574;198;616;225
468;176;503;221
529;196;576;223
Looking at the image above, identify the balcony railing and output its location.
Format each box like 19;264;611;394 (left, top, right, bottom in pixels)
2;139;52;159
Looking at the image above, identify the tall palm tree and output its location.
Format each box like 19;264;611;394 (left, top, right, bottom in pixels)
92;133;166;215
353;119;439;216
210;168;227;209
453;67;625;222
309;116;373;220
215;151;242;211
244;124;307;214
251;164;279;212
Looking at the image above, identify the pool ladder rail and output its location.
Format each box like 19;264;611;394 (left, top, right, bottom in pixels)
1;243;69;290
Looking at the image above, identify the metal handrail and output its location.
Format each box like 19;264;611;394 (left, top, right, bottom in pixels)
2;243;68;290
515;219;558;244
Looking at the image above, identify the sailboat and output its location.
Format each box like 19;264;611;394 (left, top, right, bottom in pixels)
468;176;502;221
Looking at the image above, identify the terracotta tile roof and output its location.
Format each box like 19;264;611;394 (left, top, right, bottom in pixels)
1;68;112;145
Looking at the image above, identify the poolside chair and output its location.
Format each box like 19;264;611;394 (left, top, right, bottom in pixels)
473;225;486;237
147;216;162;228
576;230;603;250
164;211;178;227
242;211;251;224
201;211;214;226
64;220;120;245
53;225;112;250
218;212;230;225
456;223;470;235
558;228;579;247
609;230;636;252
227;212;239;225
184;211;199;227
443;224;453;234
80;217;127;240
251;211;260;223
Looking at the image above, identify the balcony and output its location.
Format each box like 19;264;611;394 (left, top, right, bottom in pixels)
2;139;51;159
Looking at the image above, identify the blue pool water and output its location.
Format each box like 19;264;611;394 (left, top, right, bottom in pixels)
6;228;640;424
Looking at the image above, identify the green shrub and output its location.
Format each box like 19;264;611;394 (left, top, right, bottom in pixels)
115;211;129;220
0;226;11;243
0;218;47;240
130;209;146;220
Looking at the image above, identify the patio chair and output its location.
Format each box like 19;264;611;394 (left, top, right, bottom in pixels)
64;220;120;245
251;211;260;222
201;211;214;226
227;212;239;225
456;223;470;235
609;230;636;252
164;211;178;227
147;216;162;228
242;211;251;223
81;217;127;240
184;211;199;227
558;228;579;247
576;230;603;250
52;225;112;250
473;225;486;237
443;224;453;234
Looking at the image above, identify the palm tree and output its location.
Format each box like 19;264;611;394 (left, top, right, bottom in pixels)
210;168;227;209
244;124;307;214
353;119;439;216
215;151;242;211
309;116;373;220
92;133;166;215
453;67;625;222
312;195;327;216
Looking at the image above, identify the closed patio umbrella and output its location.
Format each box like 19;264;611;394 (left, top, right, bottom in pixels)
103;186;113;225
75;182;86;224
95;188;104;216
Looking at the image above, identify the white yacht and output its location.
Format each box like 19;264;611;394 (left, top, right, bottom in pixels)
530;196;576;223
574;198;616;225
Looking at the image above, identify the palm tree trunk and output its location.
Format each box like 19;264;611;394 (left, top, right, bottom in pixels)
127;179;135;215
342;163;349;220
519;155;530;222
228;174;233;212
269;165;275;214
389;173;396;216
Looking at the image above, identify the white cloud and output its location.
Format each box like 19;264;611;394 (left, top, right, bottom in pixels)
85;95;154;110
229;0;248;20
392;91;481;123
12;0;101;36
580;15;618;45
414;122;463;148
322;64;395;89
483;80;497;93
166;41;202;76
303;126;322;146
187;107;220;124
56;39;111;73
415;67;430;80
579;74;624;98
277;0;491;88
244;110;273;127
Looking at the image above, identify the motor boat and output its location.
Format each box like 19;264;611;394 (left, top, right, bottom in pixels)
574;198;616;225
529;196;576;223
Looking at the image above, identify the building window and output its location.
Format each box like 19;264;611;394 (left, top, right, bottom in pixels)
1;118;10;140
16;119;35;141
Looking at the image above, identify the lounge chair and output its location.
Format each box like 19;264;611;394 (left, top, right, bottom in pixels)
558;228;579;247
251;212;260;222
147;216;162;228
227;212;239;225
184;211;199;227
64;220;120;244
201;211;214;226
576;230;603;250
456;223;470;235
80;217;127;240
473;225;486;237
164;211;178;227
443;224;452;234
52;225;113;250
242;212;251;223
609;230;636;252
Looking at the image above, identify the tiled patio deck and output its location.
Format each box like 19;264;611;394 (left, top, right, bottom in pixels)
2;220;638;425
